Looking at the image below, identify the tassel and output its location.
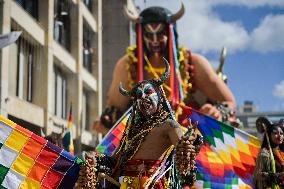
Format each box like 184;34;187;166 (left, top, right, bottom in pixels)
168;24;176;104
170;25;184;101
137;23;144;81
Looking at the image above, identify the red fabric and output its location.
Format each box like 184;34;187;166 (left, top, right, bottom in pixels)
36;146;59;167
42;170;64;188
16;125;33;137
121;159;164;189
122;159;161;177
137;23;143;81
176;103;193;127
31;133;47;145
168;25;175;104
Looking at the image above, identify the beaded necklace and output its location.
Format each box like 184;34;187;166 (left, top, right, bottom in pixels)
144;55;171;92
126;46;195;102
117;103;170;163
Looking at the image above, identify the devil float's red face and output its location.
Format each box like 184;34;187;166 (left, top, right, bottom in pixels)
143;23;168;56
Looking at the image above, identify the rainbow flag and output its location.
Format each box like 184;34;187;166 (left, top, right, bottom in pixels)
95;107;261;188
63;105;74;154
189;108;261;188
96;108;131;155
195;143;253;189
0;115;83;189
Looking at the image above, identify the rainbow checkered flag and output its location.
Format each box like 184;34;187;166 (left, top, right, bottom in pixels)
0;115;83;189
96;108;131;155
63;105;74;154
95;106;261;188
188;108;261;189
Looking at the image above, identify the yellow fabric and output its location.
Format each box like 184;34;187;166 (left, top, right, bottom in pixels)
5;129;29;152
236;138;250;154
0;115;16;128
11;153;35;176
120;176;149;189
266;186;281;189
20;177;41;189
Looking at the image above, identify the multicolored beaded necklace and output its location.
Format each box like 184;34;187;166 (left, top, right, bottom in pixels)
126;46;195;104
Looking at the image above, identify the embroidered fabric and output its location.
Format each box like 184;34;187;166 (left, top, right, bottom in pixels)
121;159;161;177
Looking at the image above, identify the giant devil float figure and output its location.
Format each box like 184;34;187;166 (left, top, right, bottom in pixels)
96;3;237;135
77;59;203;189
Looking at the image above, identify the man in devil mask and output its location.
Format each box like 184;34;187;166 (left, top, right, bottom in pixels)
76;60;203;189
94;4;236;133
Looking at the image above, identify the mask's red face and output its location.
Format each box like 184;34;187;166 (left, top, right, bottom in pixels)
143;23;168;55
135;83;159;117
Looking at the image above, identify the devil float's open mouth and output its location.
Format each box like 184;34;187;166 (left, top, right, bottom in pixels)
152;45;160;52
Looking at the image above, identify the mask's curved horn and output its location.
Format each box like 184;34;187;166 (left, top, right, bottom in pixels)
170;2;185;22
119;82;132;96
155;57;170;85
123;5;139;23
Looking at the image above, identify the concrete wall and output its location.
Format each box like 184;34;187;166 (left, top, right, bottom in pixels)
102;0;130;107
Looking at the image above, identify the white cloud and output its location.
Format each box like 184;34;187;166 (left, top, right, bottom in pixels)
249;14;284;52
206;0;284;8
273;81;284;99
178;2;249;53
273;81;284;109
134;0;284;54
135;0;284;9
135;1;249;53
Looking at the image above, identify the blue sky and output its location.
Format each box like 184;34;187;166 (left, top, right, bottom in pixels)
134;0;284;112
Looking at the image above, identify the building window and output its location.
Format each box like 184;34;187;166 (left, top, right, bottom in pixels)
82;90;90;130
83;0;93;12
16;38;34;102
244;107;253;113
83;20;95;73
15;0;39;20
54;0;72;51
54;66;67;119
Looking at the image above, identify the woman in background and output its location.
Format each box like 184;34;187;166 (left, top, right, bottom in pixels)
253;117;284;189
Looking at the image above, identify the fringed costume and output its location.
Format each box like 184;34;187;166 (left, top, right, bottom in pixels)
76;57;202;189
253;117;284;189
253;148;284;189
